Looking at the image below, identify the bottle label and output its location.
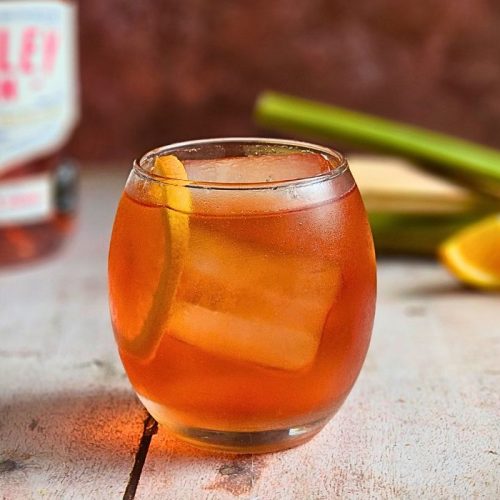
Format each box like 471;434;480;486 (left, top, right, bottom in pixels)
0;173;54;224
0;1;78;173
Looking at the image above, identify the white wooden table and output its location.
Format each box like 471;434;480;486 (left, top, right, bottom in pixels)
1;167;499;499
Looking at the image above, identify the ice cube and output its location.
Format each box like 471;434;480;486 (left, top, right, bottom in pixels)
184;153;331;184
182;153;341;217
167;228;340;371
167;303;321;371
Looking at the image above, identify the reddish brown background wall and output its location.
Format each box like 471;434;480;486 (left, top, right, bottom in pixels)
70;0;500;161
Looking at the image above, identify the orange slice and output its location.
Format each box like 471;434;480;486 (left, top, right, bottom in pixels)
122;155;191;359
439;214;500;290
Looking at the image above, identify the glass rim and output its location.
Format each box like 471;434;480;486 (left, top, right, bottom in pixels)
132;137;349;190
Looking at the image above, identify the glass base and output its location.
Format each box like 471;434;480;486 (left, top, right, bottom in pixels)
138;394;330;454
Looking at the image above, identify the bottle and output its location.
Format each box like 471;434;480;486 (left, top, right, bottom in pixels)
0;0;79;266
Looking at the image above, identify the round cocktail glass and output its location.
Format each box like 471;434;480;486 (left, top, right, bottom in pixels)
108;138;376;453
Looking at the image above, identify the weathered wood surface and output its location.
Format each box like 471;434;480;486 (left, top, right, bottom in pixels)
1;166;499;499
0;168;144;499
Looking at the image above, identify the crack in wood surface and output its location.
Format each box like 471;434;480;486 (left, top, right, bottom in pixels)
123;413;158;500
0;459;20;474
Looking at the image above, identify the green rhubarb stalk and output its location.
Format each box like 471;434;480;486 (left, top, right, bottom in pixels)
255;92;500;198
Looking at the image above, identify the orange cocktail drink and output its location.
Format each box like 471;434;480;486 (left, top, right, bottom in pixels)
109;138;376;453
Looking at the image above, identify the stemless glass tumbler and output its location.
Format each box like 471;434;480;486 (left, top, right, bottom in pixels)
108;138;376;453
